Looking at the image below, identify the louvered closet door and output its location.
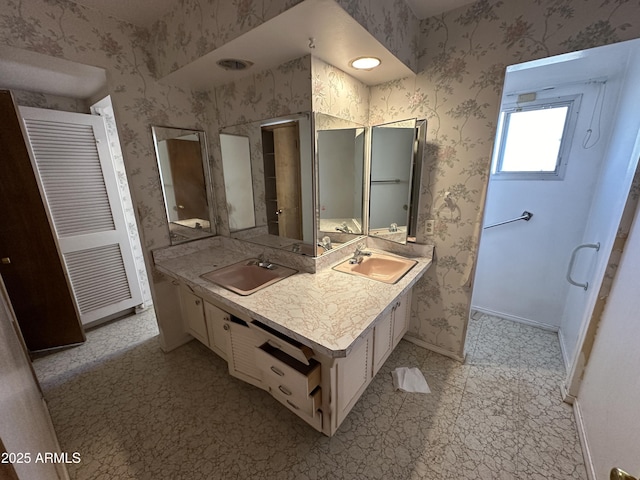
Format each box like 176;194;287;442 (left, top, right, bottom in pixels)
19;107;143;325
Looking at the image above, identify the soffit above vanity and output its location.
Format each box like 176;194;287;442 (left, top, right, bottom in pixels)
159;0;415;90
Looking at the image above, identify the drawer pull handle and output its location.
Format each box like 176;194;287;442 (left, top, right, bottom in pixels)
286;400;299;410
270;366;284;376
278;385;292;396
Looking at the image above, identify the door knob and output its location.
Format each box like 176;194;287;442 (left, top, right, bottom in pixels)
1;257;10;264
611;468;638;480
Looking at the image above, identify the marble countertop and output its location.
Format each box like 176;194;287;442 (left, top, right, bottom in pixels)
154;240;432;358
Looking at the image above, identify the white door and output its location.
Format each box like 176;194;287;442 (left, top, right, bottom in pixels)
19;107;143;325
576;197;640;480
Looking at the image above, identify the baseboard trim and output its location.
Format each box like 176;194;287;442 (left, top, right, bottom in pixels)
470;306;560;332
557;328;571;370
573;398;596;480
560;381;576;405
403;335;465;362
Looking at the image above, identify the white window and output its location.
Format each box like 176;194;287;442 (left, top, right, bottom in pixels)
492;95;580;180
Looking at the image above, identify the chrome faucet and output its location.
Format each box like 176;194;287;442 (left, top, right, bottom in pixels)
349;243;372;264
257;255;274;269
318;236;332;251
335;222;353;233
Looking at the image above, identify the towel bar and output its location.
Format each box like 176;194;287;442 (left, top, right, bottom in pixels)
484;211;533;229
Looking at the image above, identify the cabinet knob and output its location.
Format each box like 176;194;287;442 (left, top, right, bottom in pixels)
195;299;201;306
223;323;230;331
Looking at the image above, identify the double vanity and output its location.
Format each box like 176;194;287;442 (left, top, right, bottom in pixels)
153;236;432;436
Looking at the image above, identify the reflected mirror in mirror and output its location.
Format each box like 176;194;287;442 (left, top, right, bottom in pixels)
369;119;424;245
220;114;317;255
151;126;215;244
315;113;366;253
220;133;256;231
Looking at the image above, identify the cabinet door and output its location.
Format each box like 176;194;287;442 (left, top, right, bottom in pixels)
372;310;394;376
392;291;411;348
226;320;263;389
335;330;373;428
180;287;208;345
204;301;230;361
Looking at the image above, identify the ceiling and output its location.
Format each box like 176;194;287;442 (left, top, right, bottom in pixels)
0;0;477;98
162;0;414;89
71;0;477;27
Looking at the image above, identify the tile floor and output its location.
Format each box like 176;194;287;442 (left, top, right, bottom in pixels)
33;310;587;479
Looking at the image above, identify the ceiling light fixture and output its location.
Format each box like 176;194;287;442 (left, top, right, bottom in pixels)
350;56;381;70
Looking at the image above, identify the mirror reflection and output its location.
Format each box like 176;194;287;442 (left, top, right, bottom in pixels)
315;113;366;252
369;119;424;244
220;133;256;231
151;126;215;244
220;114;316;254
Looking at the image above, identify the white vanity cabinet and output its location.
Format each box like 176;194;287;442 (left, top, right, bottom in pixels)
224;318;264;389
175;279;415;436
372;290;412;376
204;301;230;361
179;286;209;345
332;328;374;429
392;290;411;348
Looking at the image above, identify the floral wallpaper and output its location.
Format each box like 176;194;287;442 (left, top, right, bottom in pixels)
335;0;419;72
91;97;153;308
151;0;303;78
0;0;213;347
369;0;640;359
3;0;640;360
11;89;88;113
311;56;369;126
151;0;419;79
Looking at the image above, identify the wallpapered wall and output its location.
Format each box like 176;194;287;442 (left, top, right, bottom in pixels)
369;0;640;358
2;0;640;358
0;0;212;347
151;0;419;78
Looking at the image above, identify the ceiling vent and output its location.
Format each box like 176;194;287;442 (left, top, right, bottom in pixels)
216;58;253;71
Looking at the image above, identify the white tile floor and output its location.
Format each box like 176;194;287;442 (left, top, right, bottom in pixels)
33;310;587;479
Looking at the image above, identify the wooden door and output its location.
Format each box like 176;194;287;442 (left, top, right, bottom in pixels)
166;138;209;221
273;124;302;240
0;90;84;350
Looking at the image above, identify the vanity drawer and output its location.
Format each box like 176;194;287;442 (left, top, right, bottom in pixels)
268;379;322;418
256;343;321;399
249;320;314;365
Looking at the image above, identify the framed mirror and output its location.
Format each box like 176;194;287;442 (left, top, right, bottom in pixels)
315;113;366;253
368;118;425;244
220;113;316;254
151;126;215;244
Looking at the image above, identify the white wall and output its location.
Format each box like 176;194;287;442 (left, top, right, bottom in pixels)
577;195;640;480
560;41;640;369
472;43;631;330
0;276;66;480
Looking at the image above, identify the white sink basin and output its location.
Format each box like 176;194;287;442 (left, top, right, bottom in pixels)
333;252;417;284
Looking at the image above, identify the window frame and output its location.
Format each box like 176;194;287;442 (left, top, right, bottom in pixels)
491;94;581;181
